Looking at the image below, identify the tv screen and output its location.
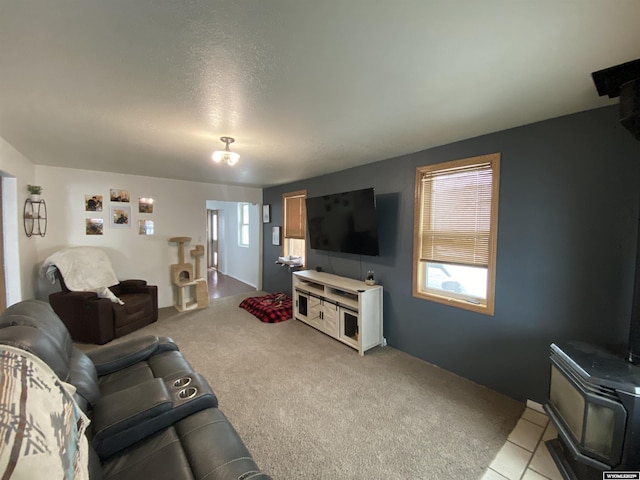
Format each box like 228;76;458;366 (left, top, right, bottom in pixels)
306;188;380;256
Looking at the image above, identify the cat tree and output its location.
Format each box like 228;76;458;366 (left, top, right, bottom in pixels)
169;236;209;312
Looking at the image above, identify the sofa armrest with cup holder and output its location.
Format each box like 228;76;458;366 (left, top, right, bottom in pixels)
91;373;219;458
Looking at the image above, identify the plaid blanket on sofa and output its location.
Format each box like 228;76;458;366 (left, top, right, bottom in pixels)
239;292;292;323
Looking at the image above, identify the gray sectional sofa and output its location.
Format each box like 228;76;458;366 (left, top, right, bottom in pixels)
0;299;271;480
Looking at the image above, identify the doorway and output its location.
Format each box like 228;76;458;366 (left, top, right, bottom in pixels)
206;207;254;298
205;201;259;299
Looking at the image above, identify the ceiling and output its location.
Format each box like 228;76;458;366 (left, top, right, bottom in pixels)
1;1;639;188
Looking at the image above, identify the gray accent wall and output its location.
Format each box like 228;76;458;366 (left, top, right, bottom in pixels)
262;105;640;402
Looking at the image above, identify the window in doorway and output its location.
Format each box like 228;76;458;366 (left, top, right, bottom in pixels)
238;203;250;247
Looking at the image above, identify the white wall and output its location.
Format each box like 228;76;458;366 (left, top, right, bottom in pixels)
206;200;260;288
0;137;37;304
34;165;262;308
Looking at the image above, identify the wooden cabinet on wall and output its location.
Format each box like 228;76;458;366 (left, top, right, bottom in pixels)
292;270;384;355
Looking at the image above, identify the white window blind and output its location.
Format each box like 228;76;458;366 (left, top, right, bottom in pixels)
284;193;306;240
419;162;493;267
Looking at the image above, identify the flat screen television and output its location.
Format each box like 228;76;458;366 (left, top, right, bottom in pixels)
306;187;380;256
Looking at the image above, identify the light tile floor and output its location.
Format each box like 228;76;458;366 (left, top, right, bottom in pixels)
481;402;563;480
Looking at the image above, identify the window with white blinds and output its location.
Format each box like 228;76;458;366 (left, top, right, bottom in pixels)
283;190;307;263
413;153;500;315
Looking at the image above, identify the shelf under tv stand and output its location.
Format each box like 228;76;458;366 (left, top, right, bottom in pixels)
292;270;384;355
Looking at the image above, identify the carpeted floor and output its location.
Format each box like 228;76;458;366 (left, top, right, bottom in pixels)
99;293;524;479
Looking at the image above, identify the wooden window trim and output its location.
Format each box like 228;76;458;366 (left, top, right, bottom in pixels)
283;190;307;260
283;190;307;240
412;153;500;315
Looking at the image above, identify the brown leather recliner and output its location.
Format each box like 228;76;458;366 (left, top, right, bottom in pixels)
49;271;158;344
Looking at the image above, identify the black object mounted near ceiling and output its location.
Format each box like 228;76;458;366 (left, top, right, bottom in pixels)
592;58;640;141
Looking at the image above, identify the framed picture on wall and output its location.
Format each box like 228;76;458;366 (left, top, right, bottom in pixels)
85;194;103;212
85;218;104;235
262;204;270;223
110;205;131;228
110;188;130;203
138;197;154;213
272;226;281;246
138;219;154;235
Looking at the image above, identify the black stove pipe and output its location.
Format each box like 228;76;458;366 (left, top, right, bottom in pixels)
625;78;640;364
629;199;640;364
591;60;640;364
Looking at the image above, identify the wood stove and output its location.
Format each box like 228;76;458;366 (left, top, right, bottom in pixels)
544;341;640;479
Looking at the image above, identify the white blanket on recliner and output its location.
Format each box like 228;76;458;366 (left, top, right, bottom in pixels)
40;247;124;304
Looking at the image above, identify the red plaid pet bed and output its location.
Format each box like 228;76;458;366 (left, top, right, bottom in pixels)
239;292;292;323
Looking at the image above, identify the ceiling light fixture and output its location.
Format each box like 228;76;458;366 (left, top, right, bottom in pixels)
212;136;239;166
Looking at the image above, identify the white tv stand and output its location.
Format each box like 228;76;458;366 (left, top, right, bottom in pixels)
292;270;384;355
